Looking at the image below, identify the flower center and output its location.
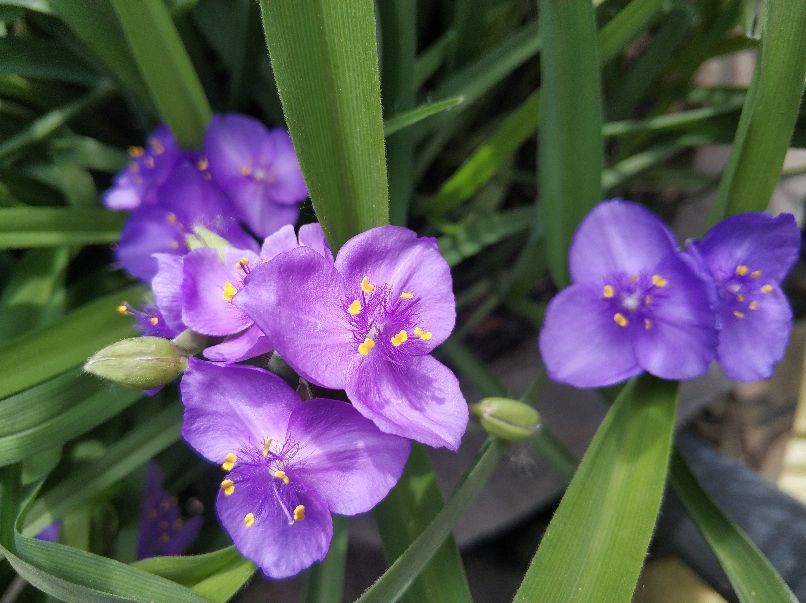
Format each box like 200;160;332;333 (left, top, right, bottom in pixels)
601;272;669;331
719;264;774;320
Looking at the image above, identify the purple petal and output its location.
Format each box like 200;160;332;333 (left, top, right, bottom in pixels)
716;288;793;381
203;324;273;363
345;354;469;450
335;226;455;349
260;224;300;260
225;181;301;239
36;522;60;543
180;359;298;464
233;247;354;389
298;223;333;263
151;254;185;333
696;212;800;283
632;253;718;380
205;114;267;179
288;398;410;515
569;200;678;283
216;483;331;579
116;207;186;281
261;129;308;205
539;283;641;387
181;248;252;336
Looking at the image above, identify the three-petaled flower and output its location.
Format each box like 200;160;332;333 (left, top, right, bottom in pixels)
180;358;409;578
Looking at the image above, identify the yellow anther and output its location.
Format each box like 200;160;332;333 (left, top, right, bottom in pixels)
644;295;652;306
168;240;180;250
348;300;362;315
749;301;760;310
613;313;629;327
160;498;172;511
361;276;375;293
644;318;652;330
149;316;159;326
413;327;433;341
401;291;414;299
149;137;164;155
735;265;749;276
244;513;255;527
129;162;140;173
358;337;375;356
391;330;408;347
235;257;249;270
196;157;209;171
262;437;272;457
651;274;668;288
147;509;157;520
159;533;170;544
761;284;773;294
159;520;169;530
293;505;305;522
166;212;177;224
602;285;615;299
273;469;290;485
751;270;761;279
116;304;128;315
222;453;236;472
173;518;184;531
239;165;251;176
733;310;745;319
222;281;237;302
221;479;235;496
737;294;746;302
128;145;145;158
630;274;639;282
144;156;155;169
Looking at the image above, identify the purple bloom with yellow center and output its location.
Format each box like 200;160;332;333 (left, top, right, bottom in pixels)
205;114;307;238
138;462;203;559
539;200;718;388
234;225;469;450
116;302;178;339
689;212;800;381
180;359;409;578
103;126;181;211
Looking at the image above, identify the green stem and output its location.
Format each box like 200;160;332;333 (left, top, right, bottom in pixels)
303;517;348;603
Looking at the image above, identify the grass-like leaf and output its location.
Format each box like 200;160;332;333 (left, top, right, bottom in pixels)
0;207;125;249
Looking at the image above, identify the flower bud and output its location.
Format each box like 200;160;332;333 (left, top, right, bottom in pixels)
171;329;208;355
84;336;187;390
471;397;541;441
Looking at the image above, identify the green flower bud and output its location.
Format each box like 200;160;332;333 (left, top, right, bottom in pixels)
471;397;541;441
171;329;208;355
84;336;188;390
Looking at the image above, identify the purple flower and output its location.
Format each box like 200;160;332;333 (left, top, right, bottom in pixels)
103;126;181;211
117;302;179;339
205;114;307;237
137;462;202;559
539;200;718;388
234;225;469;450
36;522;60;543
689;212;800;381
180;358;409;578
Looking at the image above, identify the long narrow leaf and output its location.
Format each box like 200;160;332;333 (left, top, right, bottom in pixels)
0;207;125;249
302;517;348;603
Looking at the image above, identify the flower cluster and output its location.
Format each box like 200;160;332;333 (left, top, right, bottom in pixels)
539;200;800;388
107;115;307;282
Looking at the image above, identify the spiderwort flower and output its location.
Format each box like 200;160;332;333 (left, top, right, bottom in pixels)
180;359;409;578
234;226;469;450
539;200;718;388
205;114;307;237
689;212;800;381
137;462;202;559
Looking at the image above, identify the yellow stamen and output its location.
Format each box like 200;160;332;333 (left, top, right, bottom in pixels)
735;265;749;276
651;274;668;288
149;137;164;155
244;513;255;527
602;285;615;299
166;211;177;224
751;270;761;279
159;520;169;530
644;295;652;305
348;300;362;315
221;479;235;496
239;165;251;176
196;157;209;171
173;519;184;531
293;505;305;521
613;313;629;327
223;281;237;302
413;327;433;341
273;469;290;485
737;294;746;302
749;301;760;310
358;337;375;356
235;257;250;270
630;274;639;283
401;291;414;299
144;156;155;169
128;145;145;158
116;304;128;315
761;284;773;294
361;275;375;293
391;330;408;347
129;162;140;173
644;318;652;330
263;437;272;457
168;240;180;250
149;316;159;326
222;453;236;472
733;310;745;319
159;533;170;544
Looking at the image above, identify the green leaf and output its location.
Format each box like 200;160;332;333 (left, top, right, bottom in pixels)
539;0;603;286
191;556;255;602
358;439;504;603
374;444;473;603
0;284;144;399
383;97;465;138
303;516;348;603
259;0;389;251
0;37;97;85
438;206;532;267
708;0;806;221
133;547;244;587
669;451;798;603
0;207;125;249
450;0;487;69
514;377;678;603
111;0;212;148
